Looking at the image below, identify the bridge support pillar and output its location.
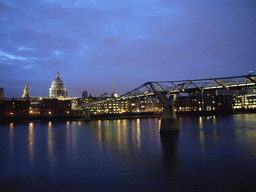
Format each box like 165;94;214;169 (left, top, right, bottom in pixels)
84;109;91;121
160;105;179;134
148;83;179;134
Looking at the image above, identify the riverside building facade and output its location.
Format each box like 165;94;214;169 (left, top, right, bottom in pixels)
2;73;256;119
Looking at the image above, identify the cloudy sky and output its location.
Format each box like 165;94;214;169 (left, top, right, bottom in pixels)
1;0;255;98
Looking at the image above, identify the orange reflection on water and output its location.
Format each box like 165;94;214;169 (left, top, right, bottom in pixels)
130;119;142;153
72;122;78;151
198;117;205;158
213;115;217;127
123;120;129;154
98;120;103;153
48;122;53;157
131;120;136;147
117;120;122;152
9;123;14;150
66;121;71;152
234;114;256;148
158;119;161;131
28;123;34;163
199;116;203;129
178;117;183;132
136;119;141;152
154;118;161;150
118;119;128;154
148;118;153;138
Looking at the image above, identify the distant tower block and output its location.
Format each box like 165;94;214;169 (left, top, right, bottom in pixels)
0;88;3;99
22;84;30;99
82;91;88;98
49;71;67;97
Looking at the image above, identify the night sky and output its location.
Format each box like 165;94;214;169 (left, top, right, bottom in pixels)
1;0;255;98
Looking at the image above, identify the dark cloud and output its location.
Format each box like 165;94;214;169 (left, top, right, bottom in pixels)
101;37;122;47
1;0;256;97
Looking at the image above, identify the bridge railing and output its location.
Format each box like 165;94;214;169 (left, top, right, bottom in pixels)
147;75;256;92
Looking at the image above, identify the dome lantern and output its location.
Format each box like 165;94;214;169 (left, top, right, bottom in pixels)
56;70;60;79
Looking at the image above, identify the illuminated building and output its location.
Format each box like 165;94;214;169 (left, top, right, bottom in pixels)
39;98;71;116
174;90;233;114
2;99;30;116
233;89;256;109
49;71;67;98
89;95;162;115
29;98;40;115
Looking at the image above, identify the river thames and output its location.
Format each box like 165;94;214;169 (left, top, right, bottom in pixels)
0;114;256;191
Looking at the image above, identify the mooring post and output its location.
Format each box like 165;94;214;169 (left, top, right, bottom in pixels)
148;82;179;134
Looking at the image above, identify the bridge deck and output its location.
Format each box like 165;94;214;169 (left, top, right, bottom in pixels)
87;75;256;105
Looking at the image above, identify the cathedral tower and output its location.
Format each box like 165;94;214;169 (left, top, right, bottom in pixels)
22;84;30;99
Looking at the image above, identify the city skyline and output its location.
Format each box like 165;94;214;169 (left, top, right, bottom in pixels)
1;0;256;98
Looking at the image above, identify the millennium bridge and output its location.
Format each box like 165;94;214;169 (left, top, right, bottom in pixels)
86;74;256;134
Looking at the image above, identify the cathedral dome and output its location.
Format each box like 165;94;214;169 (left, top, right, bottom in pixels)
49;71;67;97
51;78;64;86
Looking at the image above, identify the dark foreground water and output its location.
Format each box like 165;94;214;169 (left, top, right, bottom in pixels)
1;114;256;192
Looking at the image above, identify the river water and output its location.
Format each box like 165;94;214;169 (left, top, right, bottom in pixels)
0;114;256;192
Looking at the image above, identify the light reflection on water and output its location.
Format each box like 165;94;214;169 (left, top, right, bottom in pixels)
28;122;34;165
9;123;14;153
198;116;205;157
199;116;203;129
47;121;53;158
1;114;256;191
136;119;141;152
47;121;58;170
233;114;256;163
94;119;144;156
98;120;103;153
66;121;70;153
